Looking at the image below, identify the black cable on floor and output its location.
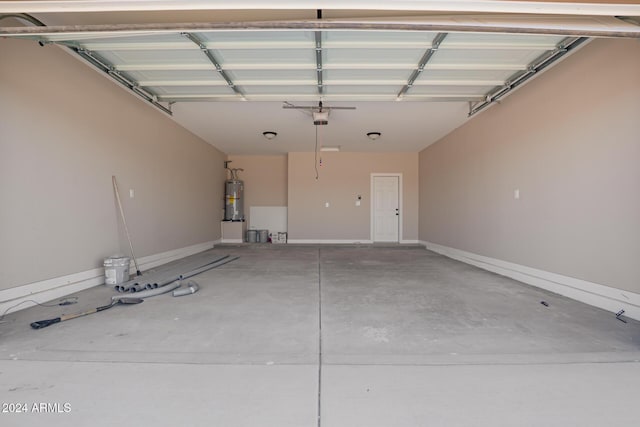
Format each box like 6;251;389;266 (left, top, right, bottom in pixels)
0;297;78;322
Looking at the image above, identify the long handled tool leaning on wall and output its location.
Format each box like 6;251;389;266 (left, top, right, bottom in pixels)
112;175;142;276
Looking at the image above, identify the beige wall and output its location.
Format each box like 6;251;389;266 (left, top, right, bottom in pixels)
288;152;418;241
0;37;226;290
226;155;288;226
419;38;640;293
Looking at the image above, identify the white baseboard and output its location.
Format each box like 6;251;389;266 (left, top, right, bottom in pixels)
132;240;216;272
420;241;640;321
287;239;419;245
220;239;244;244
287;239;374;244
0;240;216;316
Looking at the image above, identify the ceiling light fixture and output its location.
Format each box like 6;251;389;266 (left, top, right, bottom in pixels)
320;146;340;152
367;132;382;141
262;131;277;140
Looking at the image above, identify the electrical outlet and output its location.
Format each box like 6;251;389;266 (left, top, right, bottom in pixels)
514;189;520;200
129;189;135;198
356;200;361;206
325;202;330;208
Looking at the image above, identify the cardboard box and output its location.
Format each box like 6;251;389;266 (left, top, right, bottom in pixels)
271;232;288;244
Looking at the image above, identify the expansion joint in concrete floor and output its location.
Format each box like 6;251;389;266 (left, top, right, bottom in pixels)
1;245;638;427
317;247;323;427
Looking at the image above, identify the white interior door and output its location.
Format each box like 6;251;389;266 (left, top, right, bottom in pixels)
373;176;399;242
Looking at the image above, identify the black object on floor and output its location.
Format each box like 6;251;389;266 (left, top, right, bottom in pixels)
30;297;143;330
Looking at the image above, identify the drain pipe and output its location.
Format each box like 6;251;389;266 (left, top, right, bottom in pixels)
117;254;230;292
112;281;180;300
122;256;237;294
172;281;199;297
148;256;237;290
141;255;231;290
149;255;239;290
113;256;237;296
178;256;240;281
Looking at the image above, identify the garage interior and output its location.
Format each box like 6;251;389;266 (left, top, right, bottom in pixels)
1;1;639;426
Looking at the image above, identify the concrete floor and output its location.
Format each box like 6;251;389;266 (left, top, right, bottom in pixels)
0;245;638;426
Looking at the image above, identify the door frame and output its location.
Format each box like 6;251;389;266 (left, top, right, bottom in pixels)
370;173;403;243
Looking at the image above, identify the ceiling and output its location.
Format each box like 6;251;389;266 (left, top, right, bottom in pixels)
2;2;639;154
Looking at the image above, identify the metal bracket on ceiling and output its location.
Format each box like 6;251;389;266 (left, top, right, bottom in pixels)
397;32;448;100
315;32;323;95
72;46;172;114
315;9;324;96
181;32;245;100
0;13;172;115
468;36;589;117
467;101;475;116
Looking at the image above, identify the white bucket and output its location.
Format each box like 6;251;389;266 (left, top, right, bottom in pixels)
104;255;130;287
